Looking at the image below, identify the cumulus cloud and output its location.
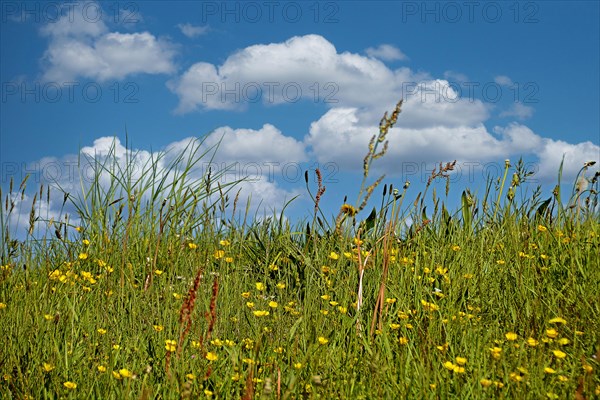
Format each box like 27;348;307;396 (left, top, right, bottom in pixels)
494;75;513;86
177;23;209;38
40;2;176;82
365;44;408;61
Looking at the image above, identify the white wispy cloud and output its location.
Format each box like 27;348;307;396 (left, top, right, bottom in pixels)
500;103;534;120
365;44;408;61
177;23;209;38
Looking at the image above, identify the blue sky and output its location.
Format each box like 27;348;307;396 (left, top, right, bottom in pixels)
1;1;599;232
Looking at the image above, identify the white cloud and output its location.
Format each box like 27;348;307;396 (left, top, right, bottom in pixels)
178;23;209;38
365;44;408;61
494;75;513;86
443;70;469;83
499;103;534;120
40;2;176;82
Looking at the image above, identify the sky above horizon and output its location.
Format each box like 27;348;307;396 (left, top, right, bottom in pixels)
1;1;599;234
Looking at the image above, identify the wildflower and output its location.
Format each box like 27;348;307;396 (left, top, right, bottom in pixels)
527;337;539;347
165;339;177;352
214;250;225;259
219;239;230;246
172;293;182;300
318;336;329;345
558;375;568;382
490;347;502;359
63;381;77;389
253;310;269;317
204;389;213;397
294;362;302;369
443;361;455;371
341;204;357;216
75;226;82;232
546;328;558;338
505;332;518;341
421;299;439;312
552;349;566;359
338;306;347;314
191;341;201;348
186;373;196;380
544;367;556;374
154;269;163;276
480;378;492;387
537;225;548;232
399;337;409;345
112;371;121;379
547;393;559;399
97;328;107;335
276;282;286;289
329;252;339;260
321;295;330;300
385;297;397;304
583;364;593;373
389;323;401;330
188;243;197;250
44;314;54;321
455;357;467;365
451;245;461;251
225;257;234;263
153;325;163;332
549;317;567;325
509;372;524;382
42;363;55;372
255;282;265;291
205;352;218;361
112;344;120;350
97;365;106;372
496;259;506;265
211;338;223;346
78;253;88;260
268;301;278;308
119;368;132;378
557;338;570;345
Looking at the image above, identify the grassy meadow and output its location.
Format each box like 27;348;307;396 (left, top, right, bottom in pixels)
1;102;599;399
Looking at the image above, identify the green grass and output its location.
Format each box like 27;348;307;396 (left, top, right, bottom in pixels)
1;105;599;399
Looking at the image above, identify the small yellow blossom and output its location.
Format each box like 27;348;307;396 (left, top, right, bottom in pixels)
204;389;213;397
544;367;556;374
112;344;120;350
214;250;225;259
186;373;196;380
119;368;132;378
63;381;77;389
451;245;461;251
294;362;302;369
557;338;570;345
165;339;176;352
78;253;88;260
546;328;558;338
112;371;121;379
153;325;163;332
205;352;218;361
253;310;269;317
268;301;278;308
537;225;548;232
255;282;265;291
219;239;230;246
329;252;339;260
455;357;467;365
490;347;502;359
399;337;409;345
276;282;286;289
42;363;55;372
552;349;566;359
318;336;329;345
480;378;492;387
443;361;455;370
97;328;107;335
188;242;197;250
97;365;106;372
505;332;518;341
549;317;567;325
558;375;568;382
527;337;539;347
225;257;233;263
583;364;593;373
154;269;163;276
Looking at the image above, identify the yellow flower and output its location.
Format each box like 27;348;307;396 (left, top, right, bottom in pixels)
206;352;218;361
188;242;197;250
341;204;357;216
97;328;107;335
276;282;286;289
490;347;502;359
455;357;467;366
112;371;122;379
153;325;163;332
526;337;539;347
385;297;397;304
252;310;269;317
558;375;568;382
63;381;77;389
255;282;265;291
399;337;409;345
496;259;506;265
329;252;339;260
112;344;120;350
547;393;559;399
78;253;88;260
537;225;547;232
241;292;251;298
583;364;593;373
214;250;225;259
44;314;54;321
219;239;230;246
75;226;82;232
97;365;106;372
119;368;132;378
268;301;278;308
246;302;255;309
318;336;329;345
480;378;492;387
546;328;558;338
389;323;401;330
186;373;196;380
544;367;556;374
451;245;461;251
557;338;570;346
42;363;55;372
552;349;566;359
211;338;223;347
225;257;234;263
165;339;177;352
82;239;90;245
294;362;302;369
154;269;163;276
505;332;518;341
443;361;455;370
549;317;567;325
191;341;201;348
204;389;213;397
